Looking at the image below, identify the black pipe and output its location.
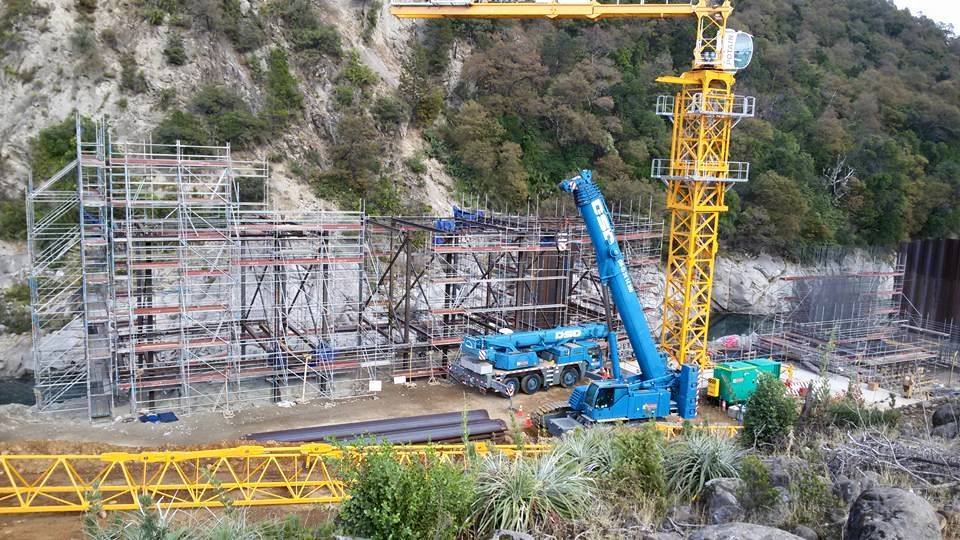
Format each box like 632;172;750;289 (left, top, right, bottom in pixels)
245;409;490;443
334;419;507;445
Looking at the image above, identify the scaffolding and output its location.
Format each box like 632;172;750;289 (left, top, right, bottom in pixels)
755;252;959;391
28;119;664;419
363;202;664;381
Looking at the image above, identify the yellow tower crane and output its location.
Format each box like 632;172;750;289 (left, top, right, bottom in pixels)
390;0;756;369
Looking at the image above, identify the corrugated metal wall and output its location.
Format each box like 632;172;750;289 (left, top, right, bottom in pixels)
900;238;960;325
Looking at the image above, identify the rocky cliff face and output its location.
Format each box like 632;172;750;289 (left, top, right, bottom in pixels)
712;250;897;316
0;0;456;211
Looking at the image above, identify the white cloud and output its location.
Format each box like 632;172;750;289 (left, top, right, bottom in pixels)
892;0;959;32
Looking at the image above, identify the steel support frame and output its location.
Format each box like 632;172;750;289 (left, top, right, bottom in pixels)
659;70;741;369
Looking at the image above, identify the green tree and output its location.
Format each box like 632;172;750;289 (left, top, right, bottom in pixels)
399;42;441;127
263;48;303;127
329;112;382;196
737;171;810;254
742;374;798;449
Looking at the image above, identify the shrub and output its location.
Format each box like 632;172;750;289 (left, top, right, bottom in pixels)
186;85;264;148
156;87;176;110
0;199;27;242
270;0;341;58
471;452;595;535
75;0;97;16
236;177;265;204
119;54;148;94
263;48;303;126
827;400;900;429
333;84;354;107
338;447;473;540
152;110;209;146
220;0;265;52
99;27;118;49
663;432;742;499
373;96;405;130
404;154;427;174
609;425;666;496
341;50;378;88
30;116;92;179
784;465;843;537
0;282;31;334
737;455;778;518
743;374;798;449
70;24;96;55
163;32;187;65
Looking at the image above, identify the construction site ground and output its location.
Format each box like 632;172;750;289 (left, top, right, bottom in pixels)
0;376;738;538
4;364;934;538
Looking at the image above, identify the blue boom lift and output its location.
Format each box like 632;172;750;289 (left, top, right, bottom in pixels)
451;170;699;434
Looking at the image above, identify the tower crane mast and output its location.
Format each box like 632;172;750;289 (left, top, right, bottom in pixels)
390;0;755;369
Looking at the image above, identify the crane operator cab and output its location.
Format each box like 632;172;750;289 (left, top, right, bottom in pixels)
723;30;754;71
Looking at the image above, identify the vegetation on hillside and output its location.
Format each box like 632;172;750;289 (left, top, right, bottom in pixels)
400;1;960;254
6;0;957;252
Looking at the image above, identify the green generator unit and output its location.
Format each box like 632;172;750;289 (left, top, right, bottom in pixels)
707;358;782;405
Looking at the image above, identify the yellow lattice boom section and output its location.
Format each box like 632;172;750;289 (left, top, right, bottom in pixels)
0;443;548;514
390;0;731;21
0;424;742;515
656;70;750;369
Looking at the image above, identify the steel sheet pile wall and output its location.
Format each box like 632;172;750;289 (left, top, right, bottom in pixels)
901;238;960;329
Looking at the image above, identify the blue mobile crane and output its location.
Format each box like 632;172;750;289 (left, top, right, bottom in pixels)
451;170;699;434
450;322;613;396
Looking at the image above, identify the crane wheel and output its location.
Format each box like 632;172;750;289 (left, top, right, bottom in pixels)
533;401;572;431
501;377;520;397
520;374;542;395
559;366;580;388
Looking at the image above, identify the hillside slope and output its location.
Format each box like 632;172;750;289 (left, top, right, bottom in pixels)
0;0;455;212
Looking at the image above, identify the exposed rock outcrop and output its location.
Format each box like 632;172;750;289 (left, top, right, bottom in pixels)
699;478;745;525
688;522;803;540
931;402;959;427
712;250;895;316
844;487;941;540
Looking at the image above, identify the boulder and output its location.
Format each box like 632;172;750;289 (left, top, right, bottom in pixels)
834;470;881;506
700;478;745;525
931;421;959;439
792;524;819;540
931;402;958;427
665;503;695;524
844;487;941;540
688;522;803;540
642;534;682;540
763;456;803;489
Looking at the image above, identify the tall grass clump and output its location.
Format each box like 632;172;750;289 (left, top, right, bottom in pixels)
663;432;742;498
553;426;617;475
471;452;595;535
